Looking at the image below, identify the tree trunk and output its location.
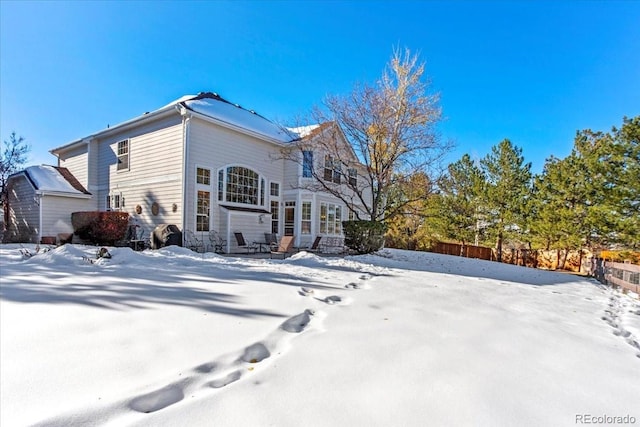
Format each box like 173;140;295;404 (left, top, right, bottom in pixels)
496;232;503;262
558;248;569;270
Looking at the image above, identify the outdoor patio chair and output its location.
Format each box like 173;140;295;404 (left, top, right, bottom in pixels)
264;232;278;251
209;230;227;253
184;230;205;253
270;235;295;259
129;226;149;251
298;235;322;253
234;232;258;254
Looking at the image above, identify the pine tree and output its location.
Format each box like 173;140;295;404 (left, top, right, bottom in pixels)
431;154;486;248
480;139;532;262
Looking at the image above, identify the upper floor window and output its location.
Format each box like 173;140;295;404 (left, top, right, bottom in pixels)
117;140;129;171
221;166;265;206
196;167;211;185
348;168;357;187
324;155;341;184
303;151;314;178
270;182;280;197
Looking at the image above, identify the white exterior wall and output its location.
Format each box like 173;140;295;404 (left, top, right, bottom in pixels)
186;117;284;246
57;144;89;190
94;115;184;237
41;195;92;238
6;175;39;243
283;150;300;191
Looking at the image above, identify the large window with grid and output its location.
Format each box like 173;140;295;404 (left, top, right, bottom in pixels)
224;166;261;205
117;140;129;171
320;202;343;235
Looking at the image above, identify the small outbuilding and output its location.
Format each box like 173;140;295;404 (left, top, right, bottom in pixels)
4;165;91;244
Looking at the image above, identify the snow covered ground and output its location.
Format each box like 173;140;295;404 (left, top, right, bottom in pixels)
1;244;638;427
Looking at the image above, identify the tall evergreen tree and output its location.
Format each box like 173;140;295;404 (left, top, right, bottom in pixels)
611;116;640;249
480;139;532;262
431;154;486;247
529;154;589;267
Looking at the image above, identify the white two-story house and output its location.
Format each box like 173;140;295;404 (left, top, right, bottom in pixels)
6;92;370;252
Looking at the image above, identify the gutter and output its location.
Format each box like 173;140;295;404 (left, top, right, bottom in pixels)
35;190;92;199
38;194;42;244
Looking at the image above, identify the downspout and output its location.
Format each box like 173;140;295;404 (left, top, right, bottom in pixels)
226;209;231;253
179;106;191;246
37;192;43;244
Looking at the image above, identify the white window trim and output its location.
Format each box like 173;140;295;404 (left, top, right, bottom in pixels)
195;165;212;232
319;201;344;236
116;139;130;172
301;201;312;235
217;164;267;208
107;191;124;211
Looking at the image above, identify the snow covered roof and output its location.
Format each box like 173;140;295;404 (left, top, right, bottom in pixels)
51;91;331;153
286;124;321;138
174;92;299;143
20;165;90;195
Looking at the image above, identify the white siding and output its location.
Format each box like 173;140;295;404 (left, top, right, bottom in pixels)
283;152;300;191
57;144;89;189
227;211;270;253
94;115;184;238
6;175;39;243
185;118;284;237
41;195;92;239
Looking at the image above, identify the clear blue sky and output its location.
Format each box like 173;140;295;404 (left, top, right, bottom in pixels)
1;0;638;173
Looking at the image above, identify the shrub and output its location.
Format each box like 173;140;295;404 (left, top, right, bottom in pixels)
71;211;129;245
343;220;387;254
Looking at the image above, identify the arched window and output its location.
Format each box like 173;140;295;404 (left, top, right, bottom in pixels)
220;166;265;206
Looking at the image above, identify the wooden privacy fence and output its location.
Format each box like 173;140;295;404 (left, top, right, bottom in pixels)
432;242;494;261
603;262;640;294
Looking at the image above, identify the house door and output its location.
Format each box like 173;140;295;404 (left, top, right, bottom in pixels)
284;201;295;236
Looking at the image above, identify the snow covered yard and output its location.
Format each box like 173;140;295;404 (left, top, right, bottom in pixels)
1;244;638;427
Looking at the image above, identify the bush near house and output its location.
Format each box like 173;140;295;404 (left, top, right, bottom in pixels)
343;220;386;254
71;211;129;245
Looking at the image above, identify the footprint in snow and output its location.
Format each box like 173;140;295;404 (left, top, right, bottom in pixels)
281;310;314;333
240;342;271;363
324;295;342;305
613;329;631;338
299;287;315;297
129;380;189;413
194;362;217;374
208;371;242;389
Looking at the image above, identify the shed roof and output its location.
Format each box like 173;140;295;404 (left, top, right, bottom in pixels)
16;165;90;195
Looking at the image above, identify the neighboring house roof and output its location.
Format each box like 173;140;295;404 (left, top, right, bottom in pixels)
10;165;90;195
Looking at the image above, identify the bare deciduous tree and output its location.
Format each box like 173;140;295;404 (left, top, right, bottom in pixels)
1;132;30;227
284;48;450;222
